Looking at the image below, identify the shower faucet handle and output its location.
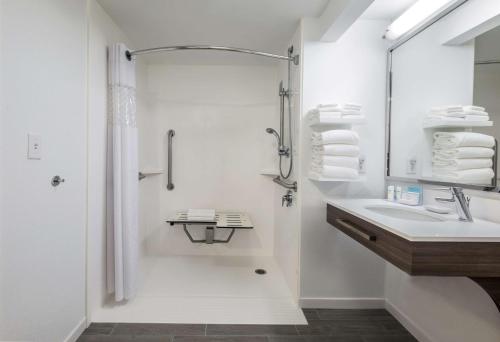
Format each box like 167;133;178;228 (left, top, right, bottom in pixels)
282;190;293;207
279;145;290;157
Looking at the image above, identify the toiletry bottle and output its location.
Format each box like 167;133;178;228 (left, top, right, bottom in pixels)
387;185;395;202
395;186;402;202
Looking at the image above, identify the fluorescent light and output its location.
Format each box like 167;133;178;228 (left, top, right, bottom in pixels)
384;0;456;40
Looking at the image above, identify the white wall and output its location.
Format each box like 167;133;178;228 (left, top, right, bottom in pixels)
0;1;87;341
139;63;278;257
87;0;138;321
273;26;303;299
299;19;389;307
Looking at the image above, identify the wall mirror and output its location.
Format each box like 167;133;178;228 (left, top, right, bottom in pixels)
386;1;500;190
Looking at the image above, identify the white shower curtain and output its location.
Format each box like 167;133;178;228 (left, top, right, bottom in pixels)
106;43;139;301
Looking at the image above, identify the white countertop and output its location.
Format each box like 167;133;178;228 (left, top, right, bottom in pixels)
325;198;500;242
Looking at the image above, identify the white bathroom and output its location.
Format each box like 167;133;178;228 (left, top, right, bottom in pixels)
2;1;500;342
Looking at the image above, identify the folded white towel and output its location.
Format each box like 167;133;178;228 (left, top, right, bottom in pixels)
317;103;339;109
464;105;486;112
341;109;363;116
433;132;495;149
312;130;359;145
463;109;489;116
312;144;360;157
432;157;492;170
311;156;359;169
343;103;362;111
431;105;463;113
307;111;342;125
432;105;486;113
341;115;366;120
465;115;490;121
187;209;216;221
433;147;494;159
432;168;494;184
425;115;464;121
310;165;359;179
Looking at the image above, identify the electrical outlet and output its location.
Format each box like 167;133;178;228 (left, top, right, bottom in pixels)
359;155;366;174
406;157;417;174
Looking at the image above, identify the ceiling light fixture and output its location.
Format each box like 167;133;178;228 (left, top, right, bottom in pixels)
384;0;457;40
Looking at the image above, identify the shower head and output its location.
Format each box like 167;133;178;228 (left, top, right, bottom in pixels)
265;128;280;140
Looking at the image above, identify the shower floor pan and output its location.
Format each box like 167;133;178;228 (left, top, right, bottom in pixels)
167;211;253;244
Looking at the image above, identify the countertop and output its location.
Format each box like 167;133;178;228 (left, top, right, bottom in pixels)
325;198;500;242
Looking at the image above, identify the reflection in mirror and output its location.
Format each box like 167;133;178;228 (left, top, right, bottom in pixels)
388;5;499;188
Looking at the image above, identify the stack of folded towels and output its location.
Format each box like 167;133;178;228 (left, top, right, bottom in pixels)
310;129;360;179
426;105;490;122
432;131;495;184
187;209;216;221
307;103;364;125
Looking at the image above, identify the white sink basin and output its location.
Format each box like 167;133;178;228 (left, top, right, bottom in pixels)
365;205;447;222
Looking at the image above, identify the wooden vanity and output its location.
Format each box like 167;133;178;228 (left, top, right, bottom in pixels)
327;202;500;311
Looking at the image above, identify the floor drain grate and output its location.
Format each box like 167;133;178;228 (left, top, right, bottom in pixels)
255;269;267;275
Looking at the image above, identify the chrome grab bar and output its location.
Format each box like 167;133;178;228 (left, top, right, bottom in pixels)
167;129;175;190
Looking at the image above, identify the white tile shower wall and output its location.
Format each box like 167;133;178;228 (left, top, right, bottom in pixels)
0;0;87;341
139;64;278;256
273;26;303;299
299;19;389;305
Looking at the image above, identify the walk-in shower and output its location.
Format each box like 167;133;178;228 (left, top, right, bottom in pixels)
126;44;299;193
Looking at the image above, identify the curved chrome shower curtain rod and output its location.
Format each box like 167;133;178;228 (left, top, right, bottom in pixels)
125;45;300;65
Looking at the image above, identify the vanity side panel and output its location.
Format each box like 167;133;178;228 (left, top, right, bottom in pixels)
327;204;414;274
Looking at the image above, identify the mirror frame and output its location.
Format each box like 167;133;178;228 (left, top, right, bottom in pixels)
384;0;500;192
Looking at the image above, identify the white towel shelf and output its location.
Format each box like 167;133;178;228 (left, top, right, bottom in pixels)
423;120;493;129
308;174;366;182
140;169;164;175
309;117;366;129
260;169;280;177
138;168;164;181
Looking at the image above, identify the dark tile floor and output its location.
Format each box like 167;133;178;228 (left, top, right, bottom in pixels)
77;309;417;342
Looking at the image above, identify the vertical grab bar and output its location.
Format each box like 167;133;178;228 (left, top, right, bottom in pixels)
167;129;175;190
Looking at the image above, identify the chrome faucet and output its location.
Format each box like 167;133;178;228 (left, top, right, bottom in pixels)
435;187;473;222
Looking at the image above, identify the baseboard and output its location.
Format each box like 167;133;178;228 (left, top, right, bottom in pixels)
299;297;385;309
64;317;87;342
385;301;433;342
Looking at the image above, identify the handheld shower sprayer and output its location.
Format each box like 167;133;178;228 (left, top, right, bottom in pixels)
265;128;280;143
265;128;288;157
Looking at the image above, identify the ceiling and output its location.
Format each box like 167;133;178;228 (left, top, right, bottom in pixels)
97;0;329;65
361;0;417;20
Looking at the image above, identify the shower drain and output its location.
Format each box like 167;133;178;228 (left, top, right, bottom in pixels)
255;269;267;275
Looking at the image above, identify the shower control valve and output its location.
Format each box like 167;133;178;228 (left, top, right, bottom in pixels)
282;190;293;207
279;145;290;157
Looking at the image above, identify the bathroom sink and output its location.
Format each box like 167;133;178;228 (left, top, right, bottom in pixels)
364;205;446;222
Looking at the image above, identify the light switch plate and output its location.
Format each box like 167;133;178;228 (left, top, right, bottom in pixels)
28;134;41;159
